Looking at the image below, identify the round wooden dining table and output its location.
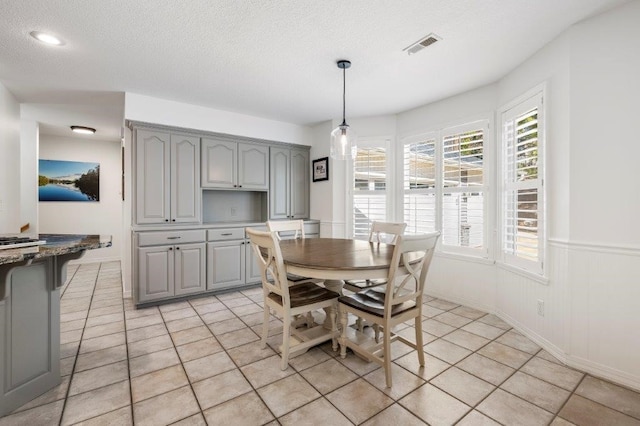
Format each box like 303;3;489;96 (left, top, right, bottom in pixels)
278;238;396;283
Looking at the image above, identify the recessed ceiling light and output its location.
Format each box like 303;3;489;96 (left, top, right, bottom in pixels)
30;31;65;46
70;126;96;134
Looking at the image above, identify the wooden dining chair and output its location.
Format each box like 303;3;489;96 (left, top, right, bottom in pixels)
267;220;321;327
344;221;407;335
343;221;407;293
338;232;440;387
247;228;339;370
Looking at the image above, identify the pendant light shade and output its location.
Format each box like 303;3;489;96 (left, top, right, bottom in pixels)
330;60;357;160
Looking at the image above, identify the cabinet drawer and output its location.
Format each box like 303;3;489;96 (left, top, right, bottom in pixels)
207;228;245;241
138;230;206;246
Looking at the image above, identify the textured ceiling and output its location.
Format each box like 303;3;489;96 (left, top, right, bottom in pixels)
0;0;629;138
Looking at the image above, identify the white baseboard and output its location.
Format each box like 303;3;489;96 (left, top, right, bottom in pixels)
496;309;640;392
123;290;132;298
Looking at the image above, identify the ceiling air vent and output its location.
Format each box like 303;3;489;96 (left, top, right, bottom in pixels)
404;33;441;55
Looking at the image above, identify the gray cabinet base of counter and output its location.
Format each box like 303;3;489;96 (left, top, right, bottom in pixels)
0;259;60;416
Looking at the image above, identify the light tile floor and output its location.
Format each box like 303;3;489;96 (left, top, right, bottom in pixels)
2;261;639;425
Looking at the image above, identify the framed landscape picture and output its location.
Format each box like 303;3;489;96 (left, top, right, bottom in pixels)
312;157;329;182
39;159;100;202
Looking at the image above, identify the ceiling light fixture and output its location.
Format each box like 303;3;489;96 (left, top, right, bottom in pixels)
330;60;357;160
30;31;65;46
70;126;96;135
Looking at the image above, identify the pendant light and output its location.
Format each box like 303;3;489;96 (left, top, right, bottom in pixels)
330;60;357;160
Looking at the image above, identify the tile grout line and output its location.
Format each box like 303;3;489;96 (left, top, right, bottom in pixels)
57;263;102;426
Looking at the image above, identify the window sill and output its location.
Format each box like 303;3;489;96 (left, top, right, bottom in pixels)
434;251;495;266
496;262;549;285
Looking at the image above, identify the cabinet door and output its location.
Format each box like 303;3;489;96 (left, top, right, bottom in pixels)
245;241;263;284
201;139;237;188
174;242;206;296
238;143;269;190
290;149;310;219
269;147;290;219
138;246;174;302
207;241;246;290
171;134;201;223
136;129;171;224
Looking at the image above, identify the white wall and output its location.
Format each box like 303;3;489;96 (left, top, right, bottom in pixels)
564;0;640;388
19;120;39;237
124;93;313;145
0;83;21;233
39;135;122;262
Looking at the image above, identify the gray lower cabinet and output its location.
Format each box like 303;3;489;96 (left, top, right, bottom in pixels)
206;227;263;292
136;230;206;303
269;147;310;219
137;242;206;303
207;240;246;290
245;242;262;283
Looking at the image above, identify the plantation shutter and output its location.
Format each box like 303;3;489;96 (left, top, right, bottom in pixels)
502;94;543;272
353;147;387;239
441;126;486;251
404;138;436;234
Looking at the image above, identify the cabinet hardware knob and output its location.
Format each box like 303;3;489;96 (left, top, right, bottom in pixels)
165;219;169;222
169;247;173;250
172;219;176;222
221;233;232;236
239;185;242;188
176;247;180;250
167;236;181;240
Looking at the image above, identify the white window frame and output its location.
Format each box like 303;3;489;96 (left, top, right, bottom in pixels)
498;87;545;276
347;137;394;239
440;121;490;257
401;119;490;258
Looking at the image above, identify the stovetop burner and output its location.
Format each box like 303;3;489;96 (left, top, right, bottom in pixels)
0;237;46;250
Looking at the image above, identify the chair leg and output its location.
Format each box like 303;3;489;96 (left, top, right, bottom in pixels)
261;306;270;349
339;309;348;359
306;311;314;328
383;325;392;388
329;304;338;351
374;324;380;343
415;315;425;366
356;317;364;333
281;315;291;371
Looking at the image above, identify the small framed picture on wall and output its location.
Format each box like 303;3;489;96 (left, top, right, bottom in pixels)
312;157;329;182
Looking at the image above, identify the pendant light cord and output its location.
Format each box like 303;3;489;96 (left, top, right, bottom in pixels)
341;66;347;126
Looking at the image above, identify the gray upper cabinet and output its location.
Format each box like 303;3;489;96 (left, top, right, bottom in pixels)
202;138;269;190
135;129;200;224
269;147;309;219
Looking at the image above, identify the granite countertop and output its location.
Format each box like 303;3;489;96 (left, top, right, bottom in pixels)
0;234;112;266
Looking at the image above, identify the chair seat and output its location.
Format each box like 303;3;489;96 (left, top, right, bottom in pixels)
268;282;339;309
343;278;387;291
287;273;317;283
338;289;416;318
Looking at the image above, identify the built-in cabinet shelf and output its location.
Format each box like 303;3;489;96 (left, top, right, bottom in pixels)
129;121;315;306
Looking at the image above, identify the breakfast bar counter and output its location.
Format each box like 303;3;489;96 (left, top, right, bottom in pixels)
0;234;111;416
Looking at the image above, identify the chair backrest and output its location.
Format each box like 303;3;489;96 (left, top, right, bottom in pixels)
384;232;440;313
267;220;305;241
369;221;407;245
246;228;290;303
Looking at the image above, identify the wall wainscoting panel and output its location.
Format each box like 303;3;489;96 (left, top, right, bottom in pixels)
434;241;640;392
